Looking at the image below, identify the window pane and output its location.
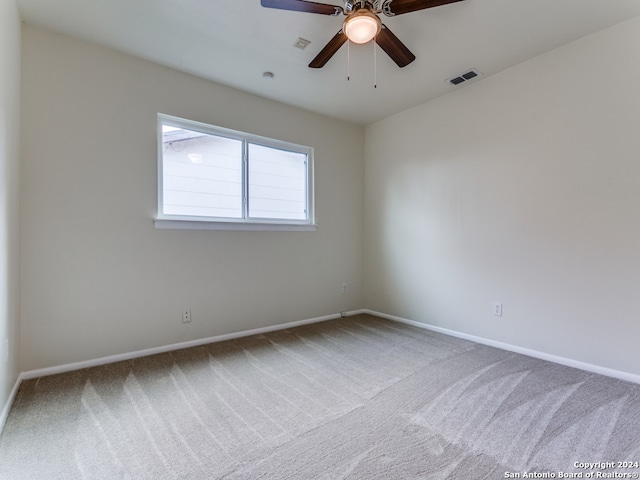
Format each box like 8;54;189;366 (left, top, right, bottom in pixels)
248;144;307;220
158;114;313;227
162;127;242;218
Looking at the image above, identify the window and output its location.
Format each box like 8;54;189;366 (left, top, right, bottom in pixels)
155;114;315;231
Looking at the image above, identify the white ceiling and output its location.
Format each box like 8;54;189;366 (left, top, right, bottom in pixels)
16;0;640;125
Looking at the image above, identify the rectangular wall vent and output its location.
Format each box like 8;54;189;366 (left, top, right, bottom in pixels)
448;68;481;86
294;37;311;50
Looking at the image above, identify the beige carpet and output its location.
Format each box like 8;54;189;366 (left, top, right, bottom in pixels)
1;314;639;479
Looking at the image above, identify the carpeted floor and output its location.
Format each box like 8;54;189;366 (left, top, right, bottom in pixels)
1;314;639;479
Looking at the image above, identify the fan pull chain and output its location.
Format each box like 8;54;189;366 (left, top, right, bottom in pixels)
373;39;377;88
347;39;351;81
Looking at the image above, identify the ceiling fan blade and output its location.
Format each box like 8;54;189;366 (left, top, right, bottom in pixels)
260;0;343;15
309;30;348;68
375;24;415;68
384;0;465;16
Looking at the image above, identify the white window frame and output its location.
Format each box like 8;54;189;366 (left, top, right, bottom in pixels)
154;114;316;231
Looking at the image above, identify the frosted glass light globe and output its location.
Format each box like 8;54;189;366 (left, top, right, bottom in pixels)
344;11;381;44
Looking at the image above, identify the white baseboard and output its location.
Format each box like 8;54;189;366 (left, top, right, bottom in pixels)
4;311;366;437
20;307;638;384
0;373;23;436
365;309;640;385
21;310;366;380
10;306;635;438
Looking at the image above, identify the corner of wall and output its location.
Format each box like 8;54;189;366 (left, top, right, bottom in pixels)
0;0;22;431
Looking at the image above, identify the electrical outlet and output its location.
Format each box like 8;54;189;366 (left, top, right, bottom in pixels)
182;308;192;323
493;303;503;317
4;339;8;362
341;283;347;294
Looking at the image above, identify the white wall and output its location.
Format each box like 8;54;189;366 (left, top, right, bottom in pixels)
20;25;364;371
0;0;21;415
365;16;640;376
20;15;640;378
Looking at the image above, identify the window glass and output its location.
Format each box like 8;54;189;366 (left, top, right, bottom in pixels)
162;127;243;218
248;144;307;220
158;114;314;228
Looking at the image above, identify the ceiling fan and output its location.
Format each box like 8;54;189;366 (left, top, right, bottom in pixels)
260;0;465;69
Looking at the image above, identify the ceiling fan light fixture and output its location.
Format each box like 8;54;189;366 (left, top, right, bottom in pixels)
344;10;381;44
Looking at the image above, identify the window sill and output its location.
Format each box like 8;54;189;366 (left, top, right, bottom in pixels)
153;219;318;232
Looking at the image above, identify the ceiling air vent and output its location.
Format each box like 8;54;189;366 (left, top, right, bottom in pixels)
293;37;311;50
448;68;481;86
